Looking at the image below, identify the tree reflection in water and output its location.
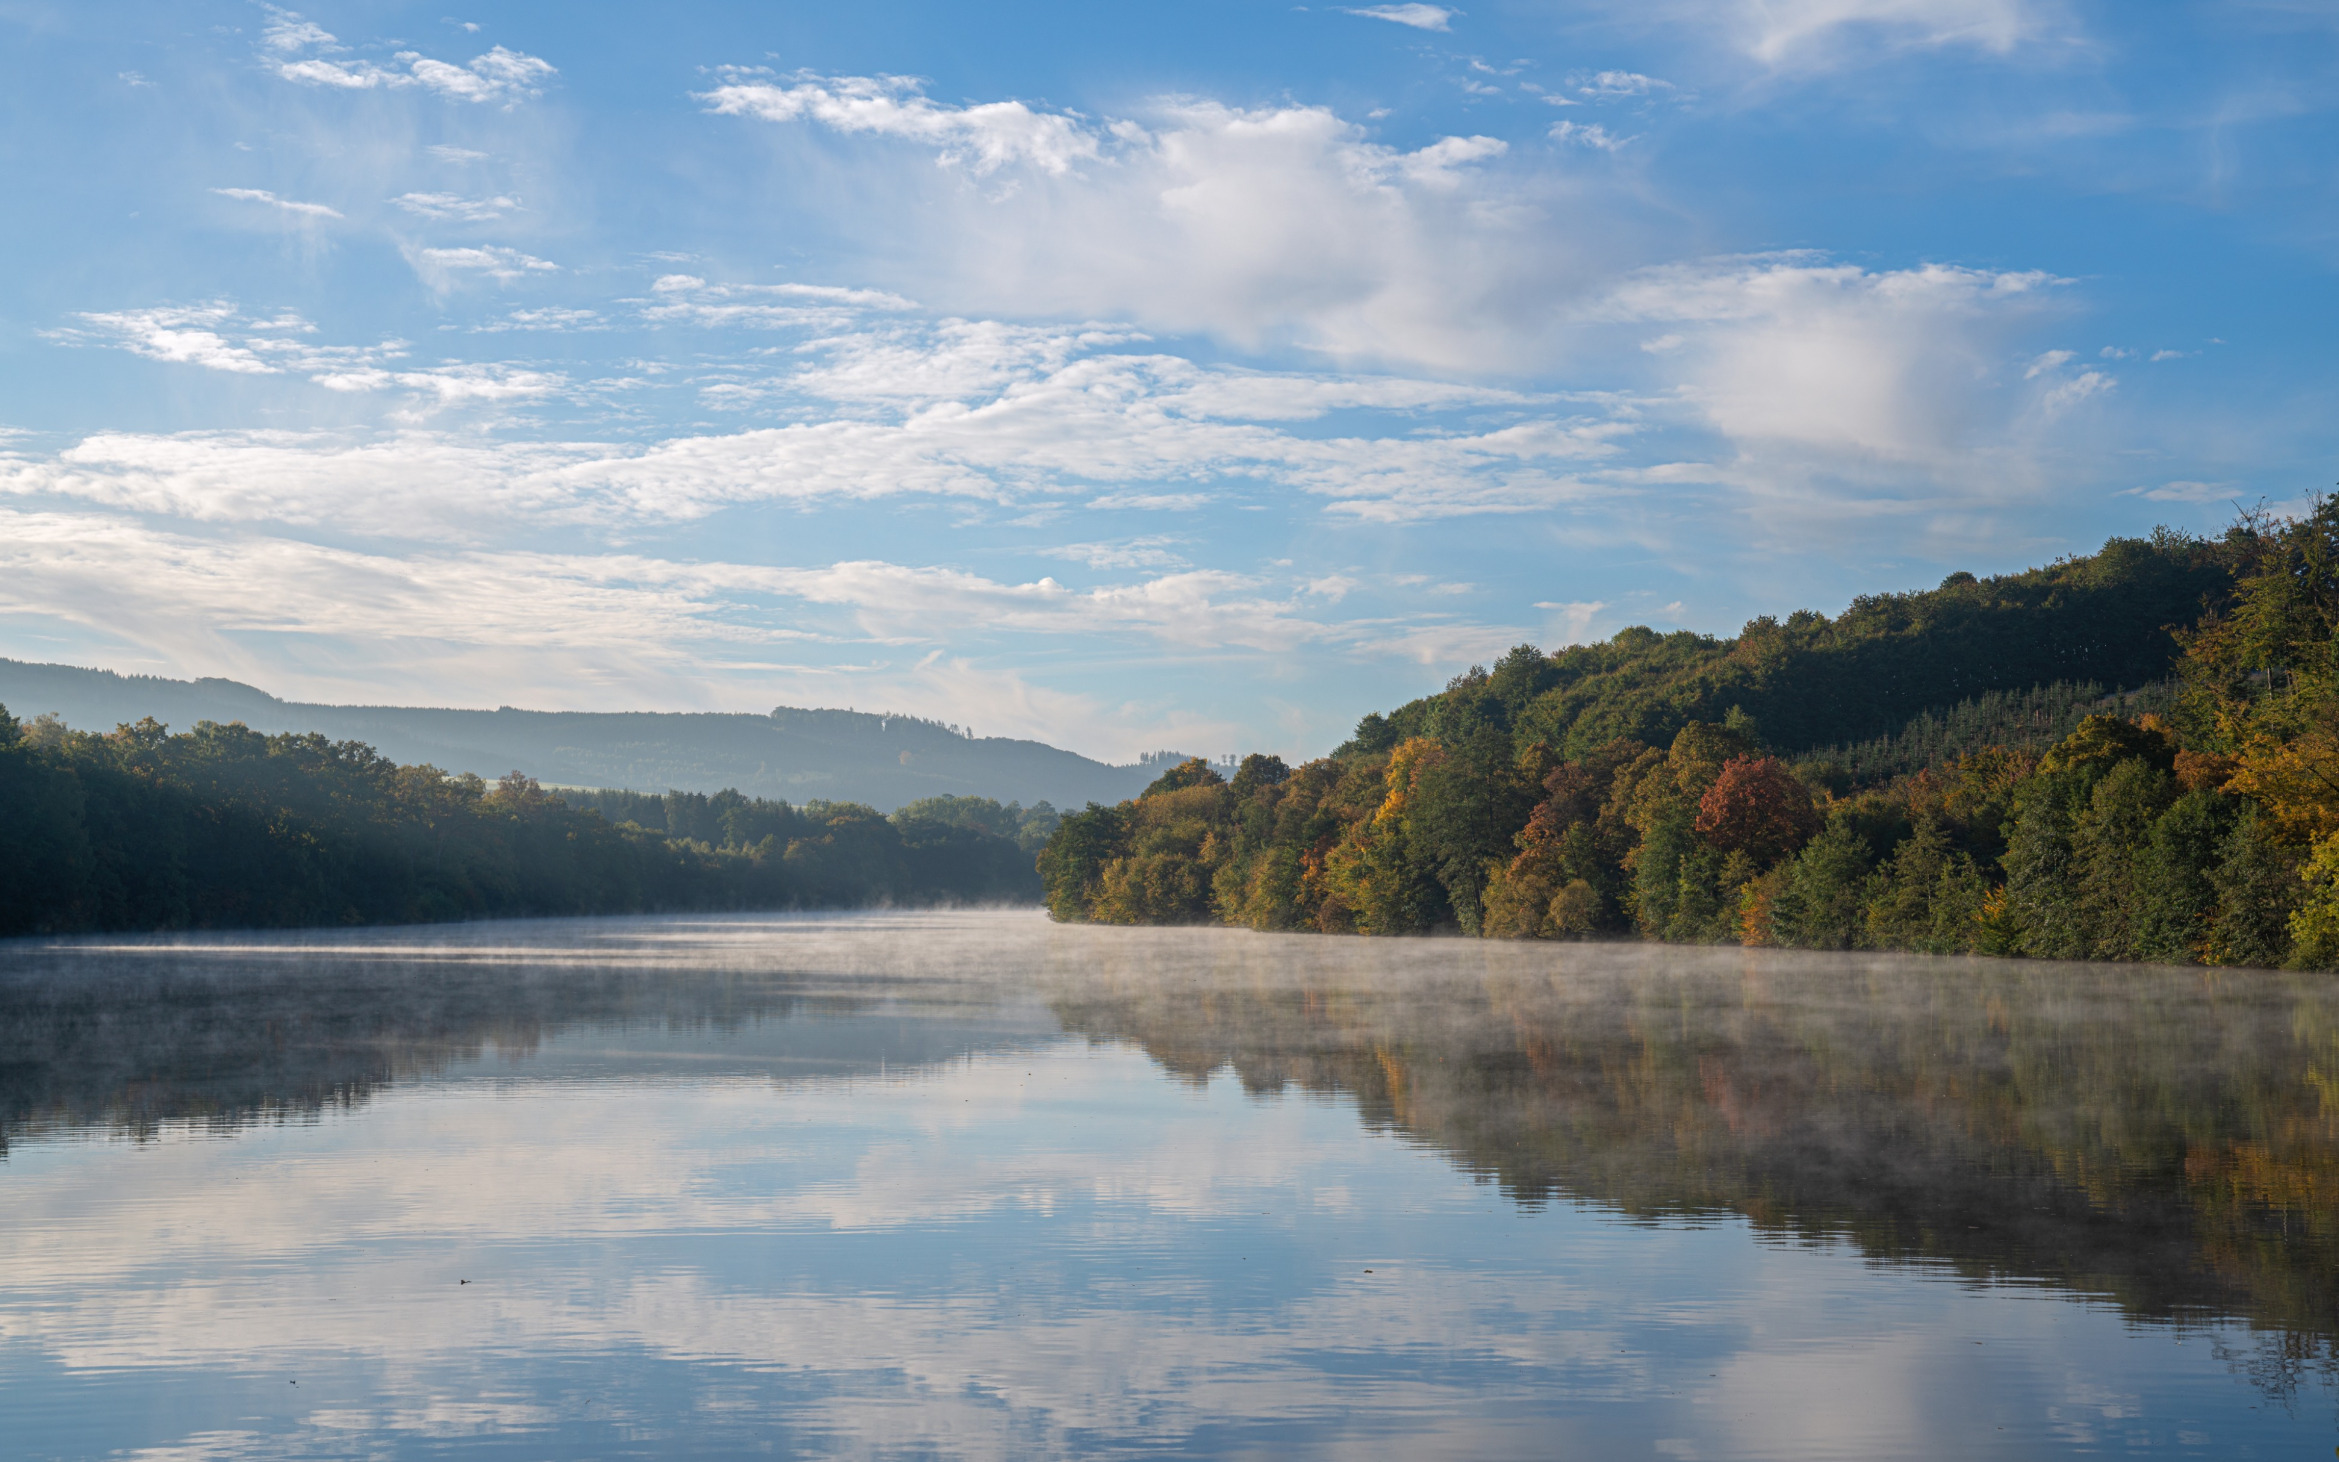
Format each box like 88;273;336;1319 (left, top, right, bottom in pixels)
3;915;2334;1404
1042;931;2339;1395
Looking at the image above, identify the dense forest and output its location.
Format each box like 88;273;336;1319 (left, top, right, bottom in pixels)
0;712;1048;935
1040;501;2339;969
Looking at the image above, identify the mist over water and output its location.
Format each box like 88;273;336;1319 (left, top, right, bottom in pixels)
1;911;2334;1459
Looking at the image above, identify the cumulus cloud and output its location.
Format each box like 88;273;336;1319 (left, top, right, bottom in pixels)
707;76;1572;369
1599;256;2064;462
699;71;1101;176
260;9;555;105
1342;4;1457;30
211;187;343;219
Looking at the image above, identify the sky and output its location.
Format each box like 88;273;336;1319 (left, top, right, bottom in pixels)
0;1;2333;762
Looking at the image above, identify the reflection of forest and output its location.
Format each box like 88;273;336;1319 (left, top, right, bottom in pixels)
0;951;859;1148
0;925;1050;1149
9;921;2337;1382
1048;935;2339;1351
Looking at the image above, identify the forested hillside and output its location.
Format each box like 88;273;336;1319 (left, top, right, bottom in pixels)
0;714;1040;936
1347;527;2230;761
0;661;1170;812
1041;508;2339;969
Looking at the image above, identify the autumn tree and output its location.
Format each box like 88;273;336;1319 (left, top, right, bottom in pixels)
1693;755;1820;866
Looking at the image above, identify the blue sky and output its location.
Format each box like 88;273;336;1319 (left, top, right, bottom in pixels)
0;0;2333;761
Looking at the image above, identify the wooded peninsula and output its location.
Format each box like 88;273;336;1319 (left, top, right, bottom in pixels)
1040;501;2339;970
0;713;1053;936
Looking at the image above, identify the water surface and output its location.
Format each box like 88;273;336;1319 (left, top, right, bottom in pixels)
2;910;2334;1459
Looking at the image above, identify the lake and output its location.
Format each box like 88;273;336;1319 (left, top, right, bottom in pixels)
1;909;2334;1459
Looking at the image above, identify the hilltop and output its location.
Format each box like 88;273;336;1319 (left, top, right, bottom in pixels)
0;660;1172;812
1348;528;2233;762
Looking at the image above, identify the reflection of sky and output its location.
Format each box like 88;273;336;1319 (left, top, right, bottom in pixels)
1;1004;2327;1460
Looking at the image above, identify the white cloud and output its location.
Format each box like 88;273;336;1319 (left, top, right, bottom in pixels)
2039;368;2113;416
260;10;555;105
7;318;1632;528
2129;479;2236;504
1087;491;1214;511
761;561;1337;653
1729;0;2048;67
1573;70;1674;98
1534;599;1609;645
640;275;919;330
1342;4;1457;31
699;71;1102;176
210;187;343;220
1039;538;1190;570
42;264;2102;544
310;363;566;405
45;303;575;413
470;307;605;333
428;144;489;163
710;79;1577;370
53;304;280;375
1600;256;2064;461
0;508;1515;740
1550;121;1633;151
404;244;560;289
2024;348;2074;378
1397;133;1508;186
391;191;520;221
259;8;337;54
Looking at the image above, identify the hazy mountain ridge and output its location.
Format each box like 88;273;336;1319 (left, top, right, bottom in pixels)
0;659;1172;812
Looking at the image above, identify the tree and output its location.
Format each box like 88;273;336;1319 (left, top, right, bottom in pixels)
1694;755;1820;866
1770;811;1872;950
1037;802;1129;923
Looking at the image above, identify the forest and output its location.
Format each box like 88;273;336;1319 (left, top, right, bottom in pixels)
1039;501;2339;969
0;711;1050;935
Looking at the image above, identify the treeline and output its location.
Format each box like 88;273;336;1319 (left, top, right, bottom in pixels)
0;714;1044;936
1040;505;2339;968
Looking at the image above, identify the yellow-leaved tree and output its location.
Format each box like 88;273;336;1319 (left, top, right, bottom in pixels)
2178;495;2339;962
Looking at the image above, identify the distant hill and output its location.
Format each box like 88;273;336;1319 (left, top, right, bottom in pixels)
0;659;1176;812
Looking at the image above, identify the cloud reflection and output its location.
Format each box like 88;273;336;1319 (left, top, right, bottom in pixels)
0;912;2334;1457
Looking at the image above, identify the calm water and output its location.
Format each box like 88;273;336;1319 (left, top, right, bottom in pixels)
2;912;2335;1460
